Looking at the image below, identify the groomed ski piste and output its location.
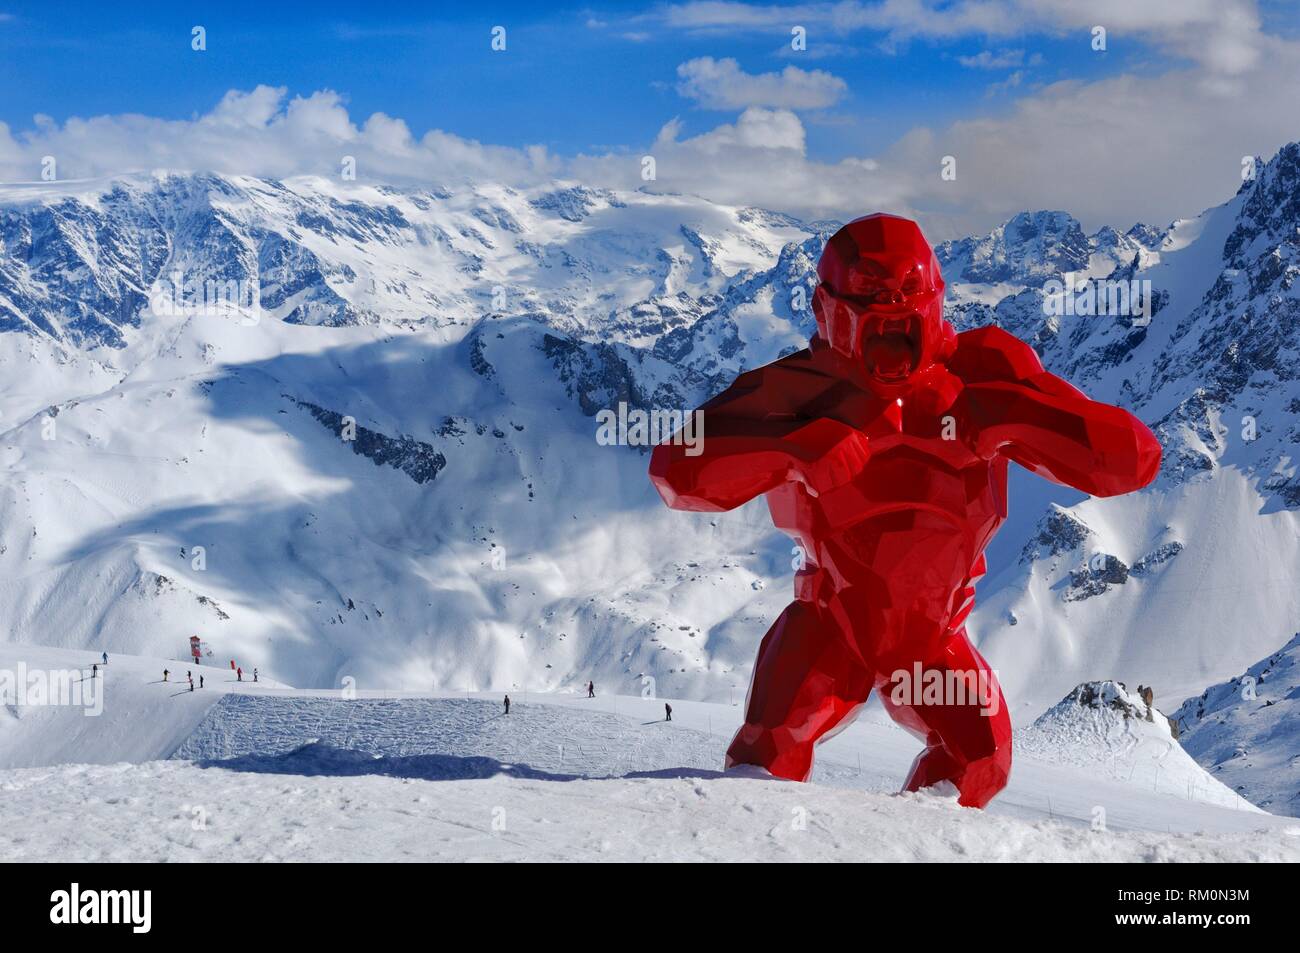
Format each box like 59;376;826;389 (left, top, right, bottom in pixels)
2;644;1297;862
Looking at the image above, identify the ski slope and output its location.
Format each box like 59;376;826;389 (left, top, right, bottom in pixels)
0;643;287;768
2;645;1296;862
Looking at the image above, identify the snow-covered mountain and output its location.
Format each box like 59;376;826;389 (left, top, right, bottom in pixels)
1019;679;1244;808
0;172;830;701
1173;633;1300;816
2;144;1299;737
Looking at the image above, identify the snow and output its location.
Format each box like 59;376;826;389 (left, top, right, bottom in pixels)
1;644;1296;862
1172;633;1300;816
1018;680;1247;810
7;761;1298;863
978;466;1300;712
0;643;285;769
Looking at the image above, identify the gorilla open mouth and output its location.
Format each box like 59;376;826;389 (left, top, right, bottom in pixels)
861;314;923;383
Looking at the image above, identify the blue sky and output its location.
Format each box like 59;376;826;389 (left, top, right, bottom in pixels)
2;1;1299;234
0;1;1209;157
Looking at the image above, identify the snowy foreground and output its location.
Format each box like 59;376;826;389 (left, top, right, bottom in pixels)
2;646;1297;862
7;761;1297;863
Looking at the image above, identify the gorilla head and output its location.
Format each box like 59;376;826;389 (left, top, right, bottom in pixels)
813;213;953;389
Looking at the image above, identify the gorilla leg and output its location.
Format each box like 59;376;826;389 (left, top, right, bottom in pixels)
726;599;873;781
879;629;1012;808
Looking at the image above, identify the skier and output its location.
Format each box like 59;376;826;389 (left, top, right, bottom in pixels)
188;673;194;693
230;659;235;671
665;703;672;722
163;669;169;682
199;675;204;689
237;666;243;682
253;668;259;683
91;663;98;678
587;681;595;698
101;651;108;666
503;694;510;715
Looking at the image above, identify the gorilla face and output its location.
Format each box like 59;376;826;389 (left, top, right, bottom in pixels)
814;262;941;384
813;214;949;390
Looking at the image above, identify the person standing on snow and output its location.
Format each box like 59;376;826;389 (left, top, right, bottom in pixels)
237;666;243;682
91;663;98;678
102;652;108;666
503;695;510;715
199;674;204;689
253;668;259;683
163;669;169;682
587;681;595;698
665;703;672;722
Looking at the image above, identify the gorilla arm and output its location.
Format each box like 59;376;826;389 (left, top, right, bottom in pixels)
650;365;870;512
952;327;1161;498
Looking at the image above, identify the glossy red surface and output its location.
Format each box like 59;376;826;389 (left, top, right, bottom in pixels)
650;214;1161;808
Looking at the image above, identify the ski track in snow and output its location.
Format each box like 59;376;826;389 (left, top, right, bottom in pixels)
173;692;885;791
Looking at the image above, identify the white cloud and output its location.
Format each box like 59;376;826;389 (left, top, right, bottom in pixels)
675;56;847;109
884;35;1300;233
571;107;910;220
982;69;1024;96
665;0;1266;76
0;86;559;187
958;49;1025;69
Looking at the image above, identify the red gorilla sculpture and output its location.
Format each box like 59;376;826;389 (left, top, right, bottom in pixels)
649;214;1161;808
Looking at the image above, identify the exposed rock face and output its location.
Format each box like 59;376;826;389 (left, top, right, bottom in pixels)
1063;542;1182;602
1131;542;1183;577
293;399;447;485
1020;506;1093;563
1038;680;1179;740
1066;680;1156;721
1066;555;1130;601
